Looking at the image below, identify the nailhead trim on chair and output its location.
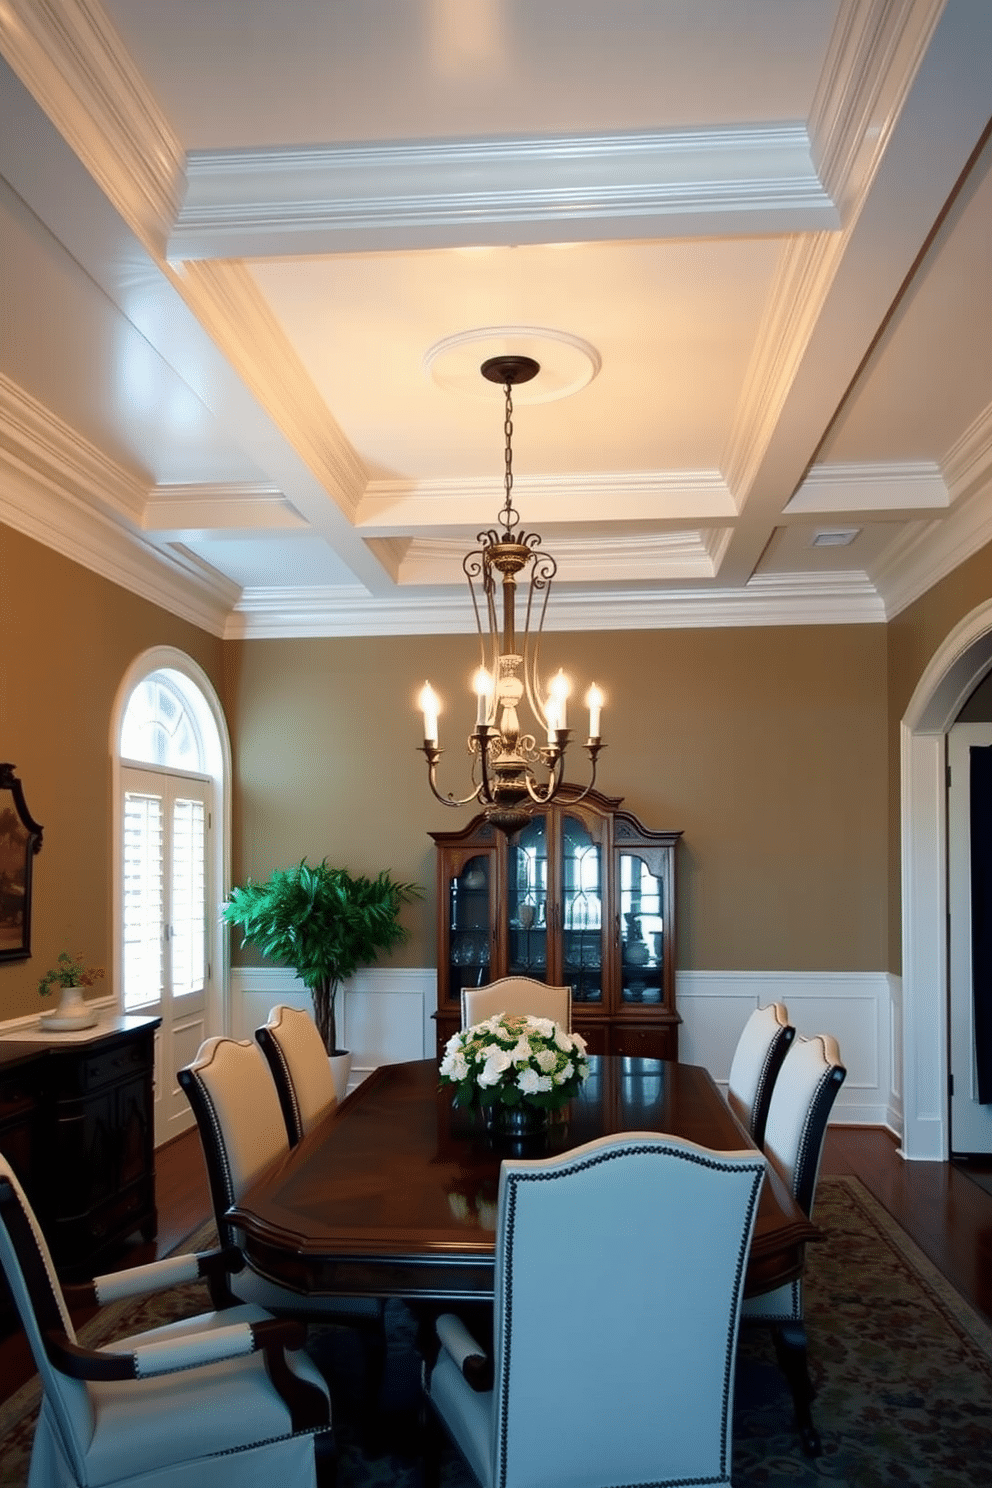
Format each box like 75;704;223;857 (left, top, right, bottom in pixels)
495;1141;764;1488
258;1019;306;1146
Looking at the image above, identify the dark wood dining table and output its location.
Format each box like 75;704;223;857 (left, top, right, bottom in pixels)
228;1056;820;1303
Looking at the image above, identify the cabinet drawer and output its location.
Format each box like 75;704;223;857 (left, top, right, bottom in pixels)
610;1025;679;1061
81;1040;149;1092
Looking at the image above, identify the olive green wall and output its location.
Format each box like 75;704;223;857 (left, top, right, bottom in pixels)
0;522;225;1022
225;624;889;975
885;539;992;968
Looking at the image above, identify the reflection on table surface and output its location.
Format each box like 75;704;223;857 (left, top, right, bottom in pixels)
229;1057;818;1302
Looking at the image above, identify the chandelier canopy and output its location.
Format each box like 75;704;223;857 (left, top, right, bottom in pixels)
418;355;605;834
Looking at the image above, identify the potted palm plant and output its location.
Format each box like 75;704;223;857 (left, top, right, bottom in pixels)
221;859;420;1094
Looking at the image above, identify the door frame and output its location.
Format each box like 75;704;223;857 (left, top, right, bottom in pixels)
110;648;232;1141
902;598;992;1159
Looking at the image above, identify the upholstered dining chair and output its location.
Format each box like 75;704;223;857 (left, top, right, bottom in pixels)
0;1152;334;1488
742;1031;846;1457
178;1036;382;1329
726;1000;795;1148
256;1003;338;1146
423;1131;766;1488
460;975;572;1030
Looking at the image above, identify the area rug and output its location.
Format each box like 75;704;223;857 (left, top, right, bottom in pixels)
2;1176;991;1487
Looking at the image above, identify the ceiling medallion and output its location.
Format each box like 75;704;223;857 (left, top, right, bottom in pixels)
424;326;601;403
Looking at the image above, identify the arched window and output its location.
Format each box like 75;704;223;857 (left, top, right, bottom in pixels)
112;652;231;1144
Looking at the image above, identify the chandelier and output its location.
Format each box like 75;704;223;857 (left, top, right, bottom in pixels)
418;354;605;835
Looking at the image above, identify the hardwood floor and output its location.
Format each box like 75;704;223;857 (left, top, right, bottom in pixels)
2;1123;991;1413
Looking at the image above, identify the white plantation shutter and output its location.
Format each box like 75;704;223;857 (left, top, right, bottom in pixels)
171;796;205;999
121;771;209;1013
124;791;164;1008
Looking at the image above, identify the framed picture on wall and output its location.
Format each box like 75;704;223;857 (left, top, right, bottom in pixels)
0;763;44;963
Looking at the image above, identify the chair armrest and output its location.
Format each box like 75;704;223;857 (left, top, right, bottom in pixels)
64;1247;244;1310
435;1312;493;1392
44;1315;307;1382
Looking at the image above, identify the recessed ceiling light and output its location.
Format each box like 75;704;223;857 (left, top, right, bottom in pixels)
811;528;861;547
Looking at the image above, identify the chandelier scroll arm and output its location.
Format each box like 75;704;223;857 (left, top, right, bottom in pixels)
419;742;487;810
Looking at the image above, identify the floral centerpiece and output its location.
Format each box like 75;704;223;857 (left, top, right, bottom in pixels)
440;1012;590;1129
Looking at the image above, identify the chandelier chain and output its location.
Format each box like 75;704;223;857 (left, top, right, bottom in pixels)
502;379;515;527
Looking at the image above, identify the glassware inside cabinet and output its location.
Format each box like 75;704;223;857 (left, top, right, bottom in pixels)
448;855;491;1000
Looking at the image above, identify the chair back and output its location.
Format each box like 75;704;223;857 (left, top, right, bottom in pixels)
763;1032;846;1217
0;1155;91;1478
178;1037;289;1247
727;1001;795;1148
461;976;571;1031
256;1004;337;1146
490;1133;765;1488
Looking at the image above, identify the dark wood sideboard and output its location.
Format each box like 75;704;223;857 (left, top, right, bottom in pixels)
0;1015;159;1286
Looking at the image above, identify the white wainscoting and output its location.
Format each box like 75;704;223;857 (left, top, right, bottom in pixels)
226;966;899;1131
676;970;900;1132
229;966;438;1093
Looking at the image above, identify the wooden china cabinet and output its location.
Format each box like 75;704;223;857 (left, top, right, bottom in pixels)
431;785;681;1059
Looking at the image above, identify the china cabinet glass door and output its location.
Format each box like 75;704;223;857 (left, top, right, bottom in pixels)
561;812;604;1003
618;851;665;1005
507;815;548;977
447;853;492;1000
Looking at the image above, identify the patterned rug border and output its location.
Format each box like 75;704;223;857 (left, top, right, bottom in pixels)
826;1173;992;1360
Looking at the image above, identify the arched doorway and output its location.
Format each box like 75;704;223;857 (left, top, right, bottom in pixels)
901;599;992;1159
111;649;232;1144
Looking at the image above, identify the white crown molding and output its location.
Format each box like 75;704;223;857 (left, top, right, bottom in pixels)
170;124;837;260
0;375;235;633
358;470;736;530
943;400;992;506
724;0;943;506
144;484;309;533
174;261;368;523
810;0;946;211
0;0;184;255
876;477;992;621
226;570;885;640
786;461;948;515
0;373;145;524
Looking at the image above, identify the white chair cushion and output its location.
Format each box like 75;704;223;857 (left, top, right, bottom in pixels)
85;1304;329;1481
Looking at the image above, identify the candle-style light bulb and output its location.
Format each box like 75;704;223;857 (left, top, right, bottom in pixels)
472;667;493;726
549;669;570;732
418;681;440;745
586;683;604;741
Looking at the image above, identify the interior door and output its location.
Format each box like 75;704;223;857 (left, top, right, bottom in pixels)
122;765;210;1145
948;722;992;1153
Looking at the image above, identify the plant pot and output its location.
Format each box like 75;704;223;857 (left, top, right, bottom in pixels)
328;1051;352;1101
39;984;98;1032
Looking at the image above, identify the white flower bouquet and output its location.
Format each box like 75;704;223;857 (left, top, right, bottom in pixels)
439;1012;591;1114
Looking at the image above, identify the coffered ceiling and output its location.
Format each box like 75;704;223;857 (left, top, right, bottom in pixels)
1;0;991;637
